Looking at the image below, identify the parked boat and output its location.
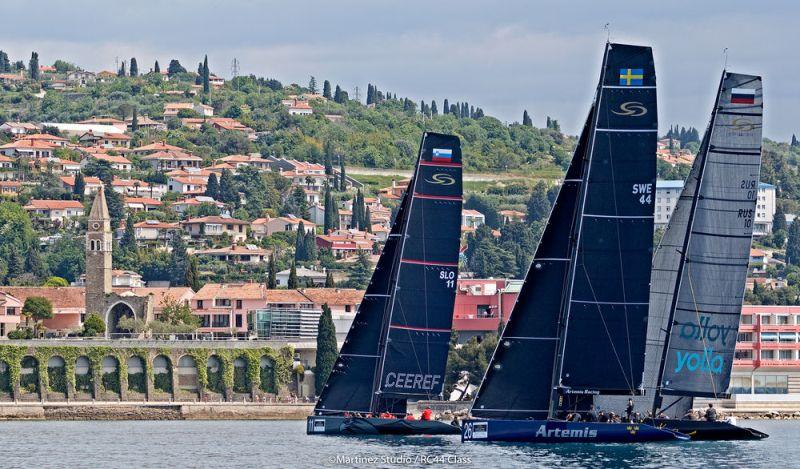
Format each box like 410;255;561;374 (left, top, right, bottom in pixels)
641;72;767;440
462;42;687;443
307;132;463;436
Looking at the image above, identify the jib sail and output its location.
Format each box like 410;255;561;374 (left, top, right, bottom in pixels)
658;72;763;399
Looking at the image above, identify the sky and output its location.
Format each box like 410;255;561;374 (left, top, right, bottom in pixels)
1;0;797;140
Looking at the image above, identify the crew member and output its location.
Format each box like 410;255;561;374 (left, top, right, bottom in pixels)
705;403;718;422
421;407;433;421
625;398;634;422
584;405;598;422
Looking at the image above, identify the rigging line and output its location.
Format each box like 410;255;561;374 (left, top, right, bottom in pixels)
686;257;719;398
580;262;634;393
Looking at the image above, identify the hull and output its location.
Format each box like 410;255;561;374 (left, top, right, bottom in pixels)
306;416;461;436
647;418;768;441
461;419;689;443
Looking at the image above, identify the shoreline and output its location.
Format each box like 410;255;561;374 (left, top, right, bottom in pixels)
0;402;315;421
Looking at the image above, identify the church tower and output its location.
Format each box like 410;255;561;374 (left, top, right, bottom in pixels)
85;186;112;316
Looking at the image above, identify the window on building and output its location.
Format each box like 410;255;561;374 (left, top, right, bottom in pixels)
735;349;753;360
215;298;231;307
760;315;772;325
200;315;210;328
729;376;751;394
737;332;753;342
477;305;492;318
760;350;775;360
779;350;794;360
345;305;352;312
754;375;788;394
235;314;243;328
197;300;204;309
212;314;230;328
236;300;243;309
740;315;754;325
778;315;791;325
761;332;778;343
780;332;797;343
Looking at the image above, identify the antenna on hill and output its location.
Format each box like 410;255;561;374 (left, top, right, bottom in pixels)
603;23;611;42
353;86;361;102
231;57;240;91
114;56;119;73
722;48;729;71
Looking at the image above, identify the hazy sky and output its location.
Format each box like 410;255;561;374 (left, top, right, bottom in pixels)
2;0;797;139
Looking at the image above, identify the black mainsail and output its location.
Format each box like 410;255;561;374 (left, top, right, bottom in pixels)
314;132;463;416
651;72;763;412
472;43;657;420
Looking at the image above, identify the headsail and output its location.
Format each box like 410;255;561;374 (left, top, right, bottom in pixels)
657;73;763;399
314;132;462;415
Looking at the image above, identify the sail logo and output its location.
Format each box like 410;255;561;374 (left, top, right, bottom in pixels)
674;348;724;374
535;425;598;439
632;183;652;205
732;118;755;132
425;173;456;186
677;315;736;346
384;372;441;391
619;68;644;86
612;101;647;117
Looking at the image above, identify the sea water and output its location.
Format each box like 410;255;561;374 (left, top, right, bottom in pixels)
0;419;790;468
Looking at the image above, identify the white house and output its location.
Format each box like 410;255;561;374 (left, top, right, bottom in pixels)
251;216;316;240
276;266;327;287
24;200;85;221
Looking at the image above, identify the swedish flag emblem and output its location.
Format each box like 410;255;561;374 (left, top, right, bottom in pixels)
619;68;644;86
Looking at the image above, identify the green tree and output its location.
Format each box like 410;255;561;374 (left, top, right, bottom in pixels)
202;55;210;93
339;155;346;191
323;140;334;175
523;110;533;126
43;276;69;287
315;303;337;396
219;169;238;205
29;52;39;80
154;60;160;73
22;296;53;333
120;216;137;254
323;183;336;234
129;57;138;77
308;76;317;94
526;181;551;223
186;256;201;291
45;237;84;283
205;172;219;200
169;235;189;286
5;247;23;283
325;271;335;288
167;59;186;76
346;251;372;288
364;207;372;232
294;223;307;262
267;254;277;289
287;263;299;288
788;221;800;266
131;108;138;132
322;80;332;99
25;245;46;280
304;230;316;261
774;204;787;232
82;313;106;337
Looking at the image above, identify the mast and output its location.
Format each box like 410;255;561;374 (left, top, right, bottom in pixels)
547;44;609;417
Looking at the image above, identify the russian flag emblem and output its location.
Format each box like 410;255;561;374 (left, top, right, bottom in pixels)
432;148;453;162
731;88;756;105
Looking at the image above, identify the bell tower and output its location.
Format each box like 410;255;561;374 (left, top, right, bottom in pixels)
85;186;112;317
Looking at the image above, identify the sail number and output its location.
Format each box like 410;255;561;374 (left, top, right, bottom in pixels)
632;183;653;205
440;270;456;289
741;180;757;200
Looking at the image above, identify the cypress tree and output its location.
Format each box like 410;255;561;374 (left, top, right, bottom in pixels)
169;235;189;286
294;222;307;262
364;207;372;233
186;256;201;291
219;169;238;205
315;303;338;396
154;60;160;73
267;254;277;289
788;221;800;266
325;271;335;288
304;229;316;260
6;247;23;282
323;141;334;175
443;99;449;114
792;134;799;148
523;110;532;126
431;100;438;115
334;85;342;103
73;173;85;199
366;84;373;105
29;52;39;80
25;246;46;280
202;55;210;93
129;57;138;77
339;154;346;191
287;263;299;288
131;108;138;132
121;216;137;253
323;183;335;234
118;61;126;77
774;204;787;232
205;172;220;199
322;80;332;99
308;76;317;94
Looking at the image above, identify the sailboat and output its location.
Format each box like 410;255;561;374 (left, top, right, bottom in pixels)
307;132;463;436
640;72;768;440
462;43;688;443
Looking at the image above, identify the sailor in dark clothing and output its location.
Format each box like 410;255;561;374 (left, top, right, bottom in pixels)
705;403;718;422
584;405;598;422
598;411;608;423
625;398;634;422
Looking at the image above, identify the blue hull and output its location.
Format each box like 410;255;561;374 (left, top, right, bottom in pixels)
461;419;689;443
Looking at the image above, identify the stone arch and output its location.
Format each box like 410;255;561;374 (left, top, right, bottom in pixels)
233;357;250;393
19;356;39;396
259;355;276;393
74;356;93;396
101;356;120;395
0;360;11;396
126;355;146;394
105;301;137;337
177;355;199;397
46;356;67;396
206;355;224;394
152;355;173;394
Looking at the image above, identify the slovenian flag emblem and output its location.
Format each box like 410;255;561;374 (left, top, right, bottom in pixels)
432;148;453;162
731;88;756;105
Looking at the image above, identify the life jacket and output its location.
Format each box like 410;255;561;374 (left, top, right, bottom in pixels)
421;409;432;421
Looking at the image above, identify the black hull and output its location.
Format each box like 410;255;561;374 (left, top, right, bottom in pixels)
647;418;768;441
307;416;461;436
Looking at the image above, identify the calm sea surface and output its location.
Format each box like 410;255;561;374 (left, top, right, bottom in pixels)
0;419;794;468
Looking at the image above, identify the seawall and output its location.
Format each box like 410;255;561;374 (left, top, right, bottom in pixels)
0;402;315;421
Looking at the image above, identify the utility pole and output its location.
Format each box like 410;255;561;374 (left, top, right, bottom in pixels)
231;57;240;91
353;86;360;103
